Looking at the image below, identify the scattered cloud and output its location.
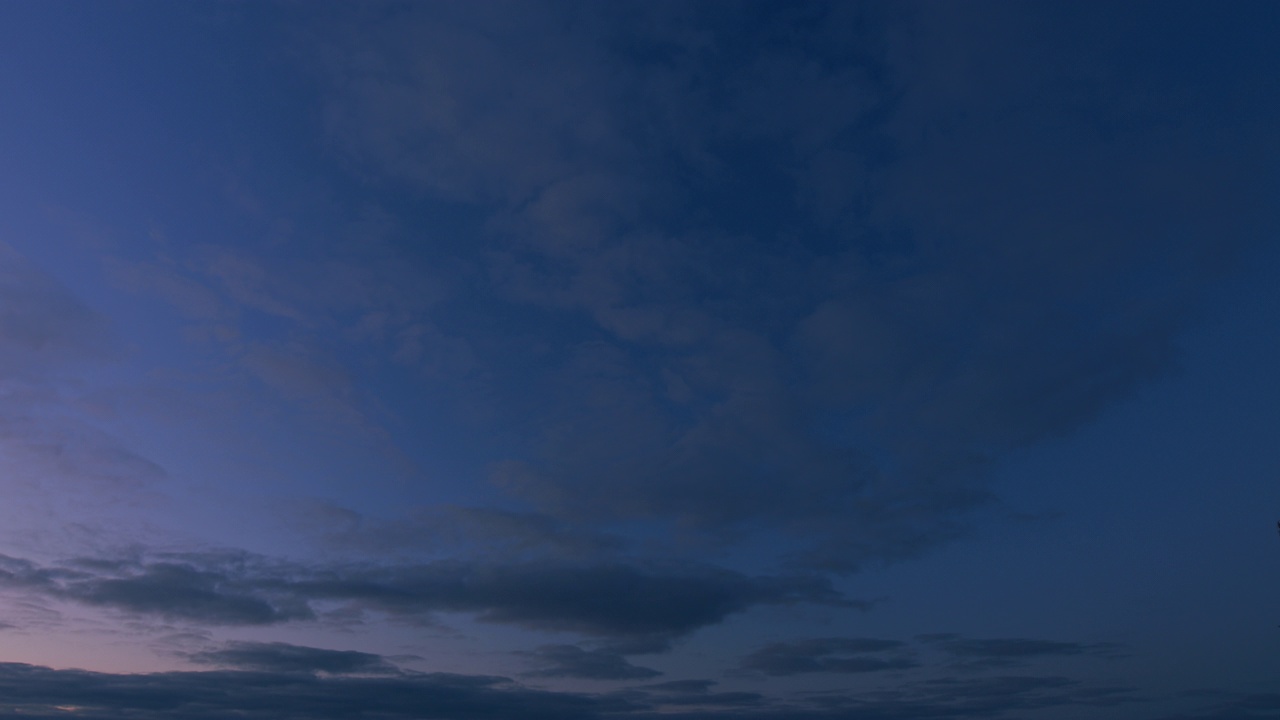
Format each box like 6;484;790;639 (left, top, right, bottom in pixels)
741;637;917;676
0;662;616;720
620;679;766;709
919;634;1127;667
741;634;1127;677
293;500;626;561
1152;692;1280;720
0;240;113;372
0;3;1274;717
187;641;398;675
0;553;310;626
0;659;1149;720
520;644;661;681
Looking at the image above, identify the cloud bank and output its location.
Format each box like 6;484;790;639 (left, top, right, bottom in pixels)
0;551;852;642
295;0;1280;572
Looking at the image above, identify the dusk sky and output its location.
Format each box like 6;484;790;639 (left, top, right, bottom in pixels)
0;2;1278;718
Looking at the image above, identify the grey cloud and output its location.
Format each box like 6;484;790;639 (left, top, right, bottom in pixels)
595;637;677;656
920;634;1127;665
305;1;1280;571
620;678;764;709
638;680;717;694
104;256;226;322
0;662;616;720
294;559;854;640
75;569;300;625
1153;692;1280;720
742;634;1127;678
295;500;625;561
0;554;311;626
0;243;165;533
0;414;169;495
624;673;1137;719
188;641;398;675
520;644;660;681
0;660;1148;720
907;675;1139;713
202;248;305;322
741;637;917;676
0;241;112;370
0;551;853;641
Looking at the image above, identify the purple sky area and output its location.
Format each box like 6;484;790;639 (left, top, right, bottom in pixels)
0;2;1278;718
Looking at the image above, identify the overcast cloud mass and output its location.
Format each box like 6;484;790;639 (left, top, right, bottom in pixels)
0;1;1276;718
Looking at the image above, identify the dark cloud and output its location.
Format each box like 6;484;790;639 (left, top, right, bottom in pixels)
0;661;616;720
520;644;660;681
0;660;1149;720
295;558;854;640
0;553;311;625
593;637;679;656
919;634;1127;666
623;671;1138;718
0;551;854;641
1153;692;1280;720
897;675;1139;716
188;641;398;675
638;680;718;694
741;634;1128;678
621;679;765;709
294;501;626;561
741;637;917;676
304;0;1280;572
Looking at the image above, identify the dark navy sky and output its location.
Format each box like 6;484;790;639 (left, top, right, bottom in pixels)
0;2;1277;718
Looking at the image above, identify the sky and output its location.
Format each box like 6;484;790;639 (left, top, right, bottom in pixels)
0;1;1277;718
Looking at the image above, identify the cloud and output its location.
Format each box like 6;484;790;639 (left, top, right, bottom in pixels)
894;674;1139;715
0;240;112;371
740;637;918;676
0;659;1151;720
293;500;626;561
622;679;765;709
919;634;1127;666
0;550;854;642
0;242;169;545
0;661;617;720
294;558;854;640
1152;692;1280;720
741;634;1128;678
637;679;718;694
520;644;661;681
300;1;1280;573
0;553;311;625
187;641;399;675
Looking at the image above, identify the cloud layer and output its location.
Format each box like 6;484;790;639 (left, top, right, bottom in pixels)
0;659;1148;720
298;0;1280;572
0;550;851;642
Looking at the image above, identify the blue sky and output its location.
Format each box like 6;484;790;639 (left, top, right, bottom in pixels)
0;2;1277;718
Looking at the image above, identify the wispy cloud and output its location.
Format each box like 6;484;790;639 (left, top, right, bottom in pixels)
0;659;1145;720
741;637;918;676
297;0;1280;573
187;641;399;675
0;661;616;720
519;644;661;681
